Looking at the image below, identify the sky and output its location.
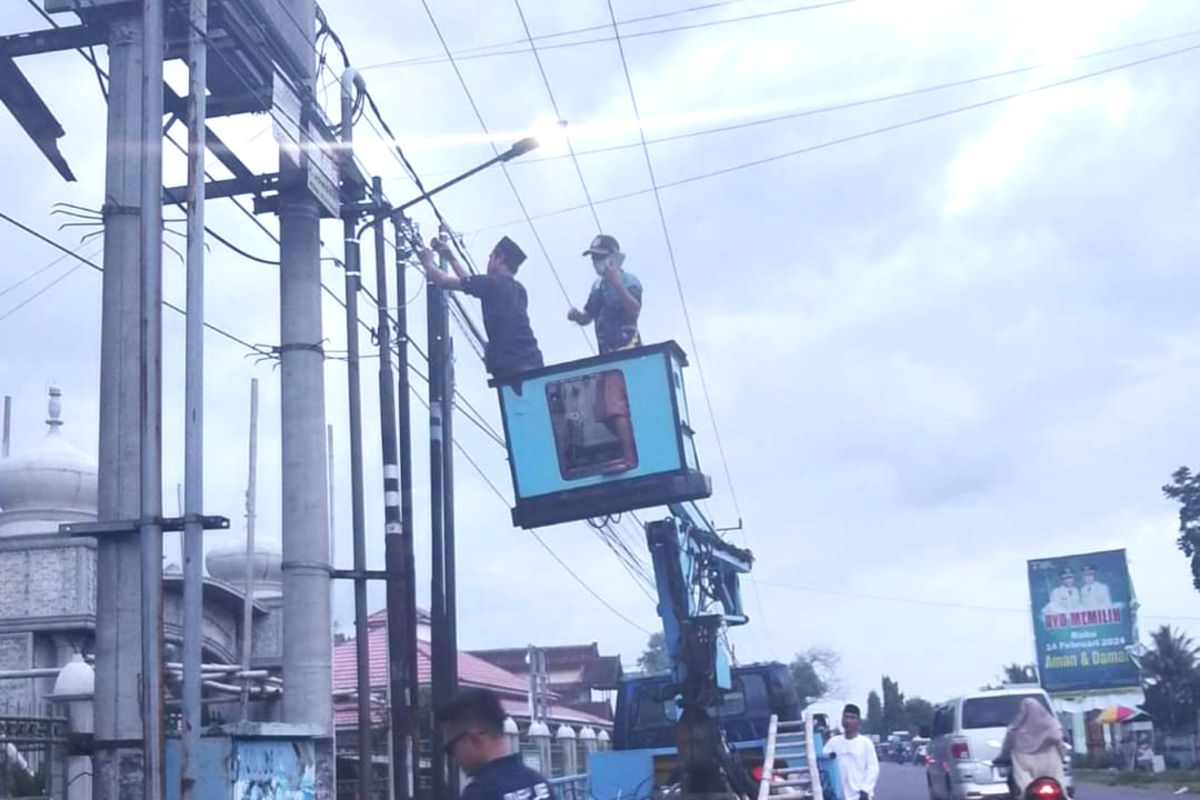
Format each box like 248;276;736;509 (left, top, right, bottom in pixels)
3;0;1200;709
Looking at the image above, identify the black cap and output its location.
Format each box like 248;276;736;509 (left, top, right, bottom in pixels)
494;236;527;271
582;234;621;257
1082;564;1097;574
1060;567;1075;579
843;703;862;717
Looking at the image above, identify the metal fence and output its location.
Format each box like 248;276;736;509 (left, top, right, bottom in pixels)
548;773;588;800
0;705;68;800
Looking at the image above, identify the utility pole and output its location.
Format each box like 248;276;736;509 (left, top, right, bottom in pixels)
429;236;450;800
94;1;166;797
339;67;373;800
429;230;459;800
392;220;421;800
138;3;166;797
277;0;332;737
374;181;414;800
180;0;208;794
239;378;260;719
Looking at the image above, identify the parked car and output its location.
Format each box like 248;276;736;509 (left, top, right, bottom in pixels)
926;687;1074;800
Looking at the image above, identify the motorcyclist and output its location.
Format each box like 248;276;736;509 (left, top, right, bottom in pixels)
996;698;1068;797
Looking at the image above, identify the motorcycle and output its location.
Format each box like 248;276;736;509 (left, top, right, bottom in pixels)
992;757;1066;800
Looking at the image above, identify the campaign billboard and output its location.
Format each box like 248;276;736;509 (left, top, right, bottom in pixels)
1028;549;1140;693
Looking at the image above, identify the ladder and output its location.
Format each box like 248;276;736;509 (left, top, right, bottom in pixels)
756;714;824;800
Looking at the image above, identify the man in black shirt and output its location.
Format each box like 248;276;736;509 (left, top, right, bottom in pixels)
437;688;552;800
420;235;544;379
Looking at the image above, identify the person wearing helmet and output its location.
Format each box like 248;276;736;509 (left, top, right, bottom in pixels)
568;234;642;353
568;234;642;472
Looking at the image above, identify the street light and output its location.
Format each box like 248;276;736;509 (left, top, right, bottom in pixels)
394;134;545;213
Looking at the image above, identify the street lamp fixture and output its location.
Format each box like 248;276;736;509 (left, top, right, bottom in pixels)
394;133;545;214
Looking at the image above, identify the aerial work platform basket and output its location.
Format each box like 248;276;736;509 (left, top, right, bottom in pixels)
490;341;712;528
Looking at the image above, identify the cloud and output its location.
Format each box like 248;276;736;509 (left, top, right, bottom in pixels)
5;0;1200;710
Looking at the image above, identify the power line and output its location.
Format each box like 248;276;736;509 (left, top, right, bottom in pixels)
0;255;93;324
414;0;595;352
606;0;764;643
363;0;756;69
0;211;271;355
505;27;1200;168
359;0;857;71
471;40;1200;232
511;0;603;232
0;238;92;299
605;0;743;522
754;578;1200;622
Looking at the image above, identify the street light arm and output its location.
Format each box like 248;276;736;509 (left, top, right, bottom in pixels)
395;137;541;213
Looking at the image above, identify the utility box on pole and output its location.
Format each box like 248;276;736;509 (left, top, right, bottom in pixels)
165;724;334;800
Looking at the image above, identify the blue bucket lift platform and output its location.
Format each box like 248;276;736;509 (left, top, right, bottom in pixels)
490;341;712;528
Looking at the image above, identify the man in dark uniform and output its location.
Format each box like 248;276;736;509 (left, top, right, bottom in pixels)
438;688;551;800
421;234;544;379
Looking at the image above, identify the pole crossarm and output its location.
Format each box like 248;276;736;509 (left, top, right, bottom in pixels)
0;24;107;58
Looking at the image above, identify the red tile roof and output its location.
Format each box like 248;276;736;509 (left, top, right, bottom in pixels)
332;620;528;695
331;617;609;729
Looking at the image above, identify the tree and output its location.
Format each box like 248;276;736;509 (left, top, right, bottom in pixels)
881;676;907;735
638;632;670;673
904;697;934;736
865;691;883;736
1002;663;1038;684
1163;467;1200;591
1142;625;1200;733
789;647;841;709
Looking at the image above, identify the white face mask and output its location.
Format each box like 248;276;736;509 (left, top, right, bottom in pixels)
593;252;625;275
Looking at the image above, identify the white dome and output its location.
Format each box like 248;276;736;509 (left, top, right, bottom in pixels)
528;721;551;738
503;717;519;735
0;387;97;536
206;535;283;598
556;725;576;740
52;654;94;698
578;726;596;741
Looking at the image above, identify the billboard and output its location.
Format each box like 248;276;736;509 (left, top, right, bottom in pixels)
1028;549;1140;693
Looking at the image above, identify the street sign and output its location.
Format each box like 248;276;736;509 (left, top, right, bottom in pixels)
271;72;302;168
305;125;340;218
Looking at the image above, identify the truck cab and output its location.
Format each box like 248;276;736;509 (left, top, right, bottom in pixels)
590;663;837;800
613;662;801;751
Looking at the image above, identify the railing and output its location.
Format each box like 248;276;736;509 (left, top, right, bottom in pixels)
549;772;589;800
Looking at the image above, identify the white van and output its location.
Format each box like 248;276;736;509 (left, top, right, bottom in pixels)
925;687;1073;800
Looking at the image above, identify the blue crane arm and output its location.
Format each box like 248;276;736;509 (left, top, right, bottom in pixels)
649;503;752;693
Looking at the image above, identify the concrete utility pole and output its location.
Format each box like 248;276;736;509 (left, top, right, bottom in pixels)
277;0;333;735
137;1;166;797
181;0;209;794
93;3;163;797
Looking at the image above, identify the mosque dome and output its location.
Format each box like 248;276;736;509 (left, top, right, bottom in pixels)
206;534;284;600
0;386;97;536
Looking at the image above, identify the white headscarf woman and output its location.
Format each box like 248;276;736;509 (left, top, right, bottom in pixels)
998;698;1068;795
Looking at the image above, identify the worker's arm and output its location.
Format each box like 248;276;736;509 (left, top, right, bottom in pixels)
605;264;641;317
431;238;471;282
568;283;602;325
418;247;463;290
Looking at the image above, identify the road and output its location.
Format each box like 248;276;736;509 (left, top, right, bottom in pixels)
876;763;1192;800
